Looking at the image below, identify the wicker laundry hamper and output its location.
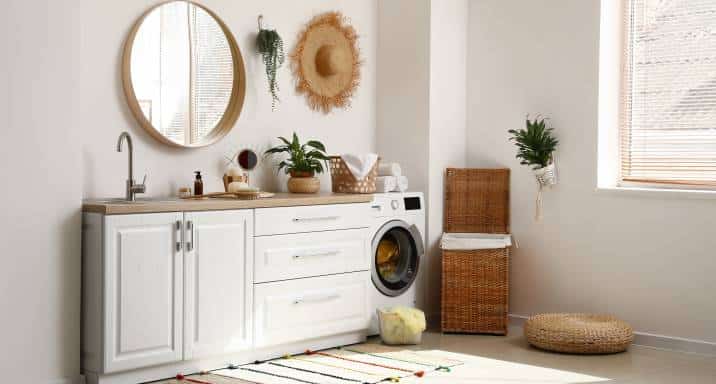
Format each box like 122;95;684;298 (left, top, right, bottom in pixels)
329;156;379;193
441;168;511;335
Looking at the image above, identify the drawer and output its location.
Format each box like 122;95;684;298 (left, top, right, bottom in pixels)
255;229;369;283
254;272;369;347
254;203;370;236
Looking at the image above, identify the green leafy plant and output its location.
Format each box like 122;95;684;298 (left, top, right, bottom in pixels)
508;117;559;169
257;28;285;110
264;133;330;176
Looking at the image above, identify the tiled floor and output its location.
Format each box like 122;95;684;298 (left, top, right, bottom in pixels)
151;327;716;383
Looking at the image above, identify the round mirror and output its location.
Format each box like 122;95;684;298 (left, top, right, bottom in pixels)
122;1;245;148
237;149;258;171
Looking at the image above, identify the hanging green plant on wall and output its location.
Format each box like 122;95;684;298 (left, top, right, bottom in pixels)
509;115;559;221
256;16;285;110
508;117;558;170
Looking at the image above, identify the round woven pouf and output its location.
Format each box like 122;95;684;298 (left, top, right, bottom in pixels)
524;313;634;354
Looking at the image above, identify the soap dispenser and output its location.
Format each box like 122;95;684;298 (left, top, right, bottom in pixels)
193;171;203;196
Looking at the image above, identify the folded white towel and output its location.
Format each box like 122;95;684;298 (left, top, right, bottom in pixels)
340;153;379;180
394;176;409;192
375;176;398;193
378;163;402;177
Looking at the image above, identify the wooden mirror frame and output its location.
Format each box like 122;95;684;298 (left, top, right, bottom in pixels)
121;1;246;148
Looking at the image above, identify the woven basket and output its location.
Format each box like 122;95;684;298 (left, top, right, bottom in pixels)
441;248;509;334
524;313;634;354
441;168;511;335
444;168;510;234
329;156;379;194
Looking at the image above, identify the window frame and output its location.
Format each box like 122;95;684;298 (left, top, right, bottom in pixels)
598;0;716;193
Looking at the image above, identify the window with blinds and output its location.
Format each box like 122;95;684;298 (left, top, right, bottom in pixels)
621;0;716;187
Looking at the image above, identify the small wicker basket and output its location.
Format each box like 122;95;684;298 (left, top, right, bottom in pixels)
329;156;379;194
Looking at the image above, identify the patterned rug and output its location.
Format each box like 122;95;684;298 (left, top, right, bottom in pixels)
163;344;609;384
213;345;464;384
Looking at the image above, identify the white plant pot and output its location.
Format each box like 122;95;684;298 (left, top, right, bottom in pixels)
534;162;557;188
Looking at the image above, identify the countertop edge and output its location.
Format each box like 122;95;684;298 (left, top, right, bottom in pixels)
83;193;374;215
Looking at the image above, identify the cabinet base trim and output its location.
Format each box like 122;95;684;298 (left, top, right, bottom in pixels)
83;332;367;384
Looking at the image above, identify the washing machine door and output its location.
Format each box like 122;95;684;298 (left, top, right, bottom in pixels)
371;220;424;297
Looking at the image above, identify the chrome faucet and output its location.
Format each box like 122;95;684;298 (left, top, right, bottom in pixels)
116;132;146;201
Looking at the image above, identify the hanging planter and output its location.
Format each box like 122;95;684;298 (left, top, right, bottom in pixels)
534;159;557;188
256;15;285;110
508;116;559;220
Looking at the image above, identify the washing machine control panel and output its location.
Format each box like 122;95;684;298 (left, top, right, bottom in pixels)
390;199;400;210
371;196;404;217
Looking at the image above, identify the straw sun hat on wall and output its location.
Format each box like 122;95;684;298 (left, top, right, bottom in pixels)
291;11;361;113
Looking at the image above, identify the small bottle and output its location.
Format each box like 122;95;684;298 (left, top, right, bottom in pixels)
194;171;203;196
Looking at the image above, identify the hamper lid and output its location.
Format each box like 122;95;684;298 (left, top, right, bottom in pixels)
440;233;512;250
444;168;510;234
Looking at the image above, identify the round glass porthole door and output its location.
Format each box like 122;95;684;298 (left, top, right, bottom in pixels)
371;221;423;297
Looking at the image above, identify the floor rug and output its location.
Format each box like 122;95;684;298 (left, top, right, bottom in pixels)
213;345;609;384
214;346;464;384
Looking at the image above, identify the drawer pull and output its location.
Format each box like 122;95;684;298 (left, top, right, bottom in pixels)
292;250;340;260
293;293;341;305
292;216;340;222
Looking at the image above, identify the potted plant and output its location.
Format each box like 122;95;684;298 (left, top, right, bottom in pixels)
508;116;559;186
509;116;559;219
264;132;330;193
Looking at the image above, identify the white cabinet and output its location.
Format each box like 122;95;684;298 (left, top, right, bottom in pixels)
255;203;370;236
254;228;369;283
82;202;371;382
183;210;253;360
83;210;253;374
103;213;183;373
254;272;370;347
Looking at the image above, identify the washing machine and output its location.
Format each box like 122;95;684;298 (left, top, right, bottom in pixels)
368;192;426;335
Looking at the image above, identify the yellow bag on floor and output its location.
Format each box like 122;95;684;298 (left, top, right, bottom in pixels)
377;307;426;345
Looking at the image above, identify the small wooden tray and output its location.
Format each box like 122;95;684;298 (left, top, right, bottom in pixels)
181;191;274;200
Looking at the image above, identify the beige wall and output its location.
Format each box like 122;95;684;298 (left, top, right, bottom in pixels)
426;0;468;321
1;1;82;383
377;0;467;321
468;0;716;343
376;0;431;195
81;0;378;199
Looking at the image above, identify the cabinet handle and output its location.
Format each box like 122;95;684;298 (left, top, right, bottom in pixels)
175;220;182;252
292;249;340;260
293;292;341;305
186;220;194;252
292;216;340;222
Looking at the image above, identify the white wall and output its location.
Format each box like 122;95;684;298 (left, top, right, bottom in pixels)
376;0;431;195
378;0;467;321
468;0;716;343
1;1;377;383
81;0;378;199
0;1;82;383
426;0;468;321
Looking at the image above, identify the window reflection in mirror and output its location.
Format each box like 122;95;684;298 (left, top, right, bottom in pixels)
129;1;234;146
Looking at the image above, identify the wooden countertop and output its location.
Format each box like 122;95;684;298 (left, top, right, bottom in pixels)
83;192;373;215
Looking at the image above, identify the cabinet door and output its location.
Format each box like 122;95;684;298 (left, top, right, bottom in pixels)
183;210;254;359
104;213;183;373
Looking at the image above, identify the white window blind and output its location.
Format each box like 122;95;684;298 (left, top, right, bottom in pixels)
189;5;233;144
621;0;716;187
